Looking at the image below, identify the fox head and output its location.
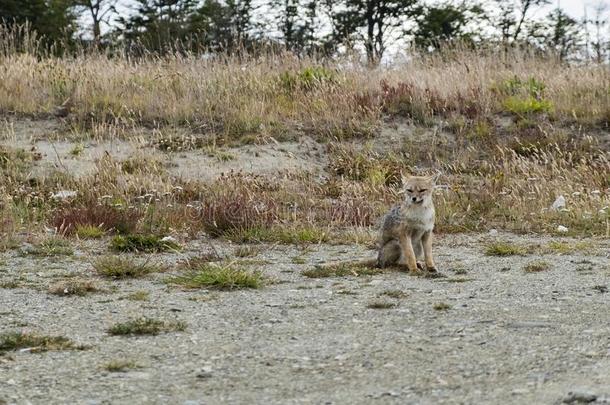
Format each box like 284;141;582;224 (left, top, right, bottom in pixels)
401;174;438;206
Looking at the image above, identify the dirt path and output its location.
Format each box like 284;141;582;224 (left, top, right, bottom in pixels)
1;233;609;404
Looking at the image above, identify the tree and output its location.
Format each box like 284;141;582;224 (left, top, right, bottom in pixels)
326;0;421;65
411;2;484;51
492;0;550;44
0;0;77;46
274;0;320;53
544;7;582;61
72;0;118;46
118;0;198;53
588;1;609;63
190;0;257;52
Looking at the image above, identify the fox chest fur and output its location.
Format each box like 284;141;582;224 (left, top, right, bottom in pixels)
379;202;435;246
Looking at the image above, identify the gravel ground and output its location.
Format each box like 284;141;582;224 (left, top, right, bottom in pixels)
1;233;609;405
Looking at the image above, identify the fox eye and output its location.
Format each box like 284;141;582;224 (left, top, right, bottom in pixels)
406;189;413;193
420;189;427;192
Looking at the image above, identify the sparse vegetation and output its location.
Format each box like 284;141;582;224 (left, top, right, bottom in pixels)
92;256;164;279
110;235;181;253
433;302;452;311
484;242;527;257
26;238;73;257
126;291;150;301
48;279;99;296
0;332;80;354
75;225;105;239
107;318;187;336
168;263;265;290
103;360;142;372
379;289;408;299
302;261;381;278
524;260;551;273
367;300;398;309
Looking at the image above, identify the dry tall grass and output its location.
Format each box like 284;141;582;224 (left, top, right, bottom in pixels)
0;42;608;241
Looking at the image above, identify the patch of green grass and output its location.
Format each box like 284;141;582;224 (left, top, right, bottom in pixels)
367;300;398;309
167;263;265;290
379;289;408;299
92;256;164;279
103;359;142;372
0;331;79;354
126;290;150;301
523;260;551;273
107;318;187;336
48;279;99;296
226;226;328;244
484;242;527;256
110;235;181;253
27;238;73;257
302;261;381;278
503;96;552;115
433;302;452;311
70;143;84;156
75;224;105;239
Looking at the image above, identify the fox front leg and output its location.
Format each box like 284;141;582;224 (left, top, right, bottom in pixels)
422;230;437;272
398;233;419;273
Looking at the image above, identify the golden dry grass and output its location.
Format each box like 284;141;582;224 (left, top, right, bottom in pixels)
0;45;608;242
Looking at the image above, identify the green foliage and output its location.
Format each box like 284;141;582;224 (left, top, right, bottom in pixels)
93;256;164;278
110;235;181;253
497;76;552;115
167;263;264;290
280;66;337;91
0;331;77;354
484;242;527;256
75;225;105;239
27;238;73;257
503;96;553;115
107;318;187;336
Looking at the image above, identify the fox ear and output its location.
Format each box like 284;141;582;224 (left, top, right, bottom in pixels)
401;172;410;186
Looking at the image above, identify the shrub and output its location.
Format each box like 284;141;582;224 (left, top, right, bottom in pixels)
93;256;164;278
52;204;140;236
110;235;181;253
167;263;264;290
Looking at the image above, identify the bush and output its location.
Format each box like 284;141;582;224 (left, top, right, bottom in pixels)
52;204;140;235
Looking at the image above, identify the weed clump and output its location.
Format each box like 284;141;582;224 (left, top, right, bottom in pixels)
0;331;80;354
27;238;73;257
302;261;381;278
523;260;551;273
93;256;164;278
110;234;181;253
168;263;264;290
107;317;187;336
484;242;527;256
103;360;142;372
48;279;99;296
52;204;140;236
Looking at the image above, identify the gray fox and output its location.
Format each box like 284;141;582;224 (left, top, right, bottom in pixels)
377;175;438;273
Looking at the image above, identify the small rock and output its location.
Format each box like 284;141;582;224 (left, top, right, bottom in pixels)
488;229;498;235
160;236;177;243
557;225;569;233
196;366;213;379
551;195;566;210
562;391;597;403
